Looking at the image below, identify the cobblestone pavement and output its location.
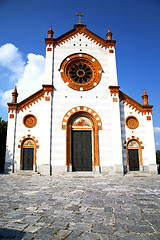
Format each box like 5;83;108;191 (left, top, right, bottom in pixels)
0;172;160;239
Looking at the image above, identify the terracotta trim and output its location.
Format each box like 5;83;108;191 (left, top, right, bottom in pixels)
9;114;14;119
109;86;120;96
8;85;54;113
45;24;116;49
18;135;39;167
109;88;153;115
23;114;37;128
147;116;151;120
62;106;102;130
62;106;102;168
125;115;139;130
119;90;153;115
109;87;153;115
124;137;144;167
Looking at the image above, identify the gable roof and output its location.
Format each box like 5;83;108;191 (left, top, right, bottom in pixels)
8;85;53;113
119;91;153;115
109;86;153;115
45;24;116;49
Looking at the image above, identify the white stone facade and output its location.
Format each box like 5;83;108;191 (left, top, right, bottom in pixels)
5;24;157;175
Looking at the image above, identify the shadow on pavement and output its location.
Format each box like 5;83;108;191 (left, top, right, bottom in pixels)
0;228;26;239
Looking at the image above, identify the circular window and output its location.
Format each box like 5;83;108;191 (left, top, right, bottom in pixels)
60;53;102;91
23;114;37;128
126;116;139;129
68;61;92;84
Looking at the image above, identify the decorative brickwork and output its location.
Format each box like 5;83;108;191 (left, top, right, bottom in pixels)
45;96;50;101
113;98;118;102
109;86;120;96
45;24;116;49
147;116;151;121
109;87;153;115
62;106;102;168
9;114;14;119
119;91;153;115
62;106;102;130
8;85;53;113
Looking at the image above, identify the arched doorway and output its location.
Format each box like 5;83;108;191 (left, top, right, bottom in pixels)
128;140;140;171
18;135;39;171
62;106;102;172
22;139;35;170
72;116;92;171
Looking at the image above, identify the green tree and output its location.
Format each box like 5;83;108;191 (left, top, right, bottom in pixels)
156;150;160;174
0;117;7;172
156;150;160;164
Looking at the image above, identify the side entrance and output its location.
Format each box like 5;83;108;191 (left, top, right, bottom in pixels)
128;149;139;171
23;148;34;170
21;139;35;170
128;140;140;171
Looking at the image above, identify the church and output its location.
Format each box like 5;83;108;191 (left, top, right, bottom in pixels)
5;15;157;175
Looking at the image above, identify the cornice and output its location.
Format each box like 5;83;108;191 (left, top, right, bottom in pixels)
8;85;54;113
109;86;120;96
45;24;116;48
119;91;153;115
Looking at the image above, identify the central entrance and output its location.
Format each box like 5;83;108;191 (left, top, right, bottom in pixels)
71;116;92;171
72;130;92;171
63;106;102;170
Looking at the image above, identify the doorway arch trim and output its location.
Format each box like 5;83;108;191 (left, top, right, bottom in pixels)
124;136;144;167
18;134;39;166
62;106;102;167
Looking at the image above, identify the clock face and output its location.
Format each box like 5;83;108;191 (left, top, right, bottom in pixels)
60;53;102;91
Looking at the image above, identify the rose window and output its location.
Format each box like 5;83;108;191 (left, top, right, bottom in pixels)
60;54;102;91
68;62;92;84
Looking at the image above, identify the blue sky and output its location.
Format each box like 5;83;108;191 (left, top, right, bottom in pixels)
0;0;160;149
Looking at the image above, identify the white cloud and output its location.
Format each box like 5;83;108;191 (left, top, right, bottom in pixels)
156;142;160;147
0;43;25;82
154;127;160;134
0;44;45;106
17;53;45;102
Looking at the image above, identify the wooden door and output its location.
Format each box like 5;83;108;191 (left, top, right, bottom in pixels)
72;130;92;171
22;148;34;170
128;149;139;171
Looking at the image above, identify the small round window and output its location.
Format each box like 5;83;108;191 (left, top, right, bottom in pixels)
23;114;37;128
126;116;139;129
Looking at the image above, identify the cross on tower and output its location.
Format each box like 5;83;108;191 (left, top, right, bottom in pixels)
76;11;84;25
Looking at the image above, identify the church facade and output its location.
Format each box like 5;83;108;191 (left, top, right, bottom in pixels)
5;22;157;175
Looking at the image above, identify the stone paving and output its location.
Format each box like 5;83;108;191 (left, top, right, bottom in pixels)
0;172;160;239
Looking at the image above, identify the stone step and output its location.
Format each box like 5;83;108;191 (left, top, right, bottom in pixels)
14;170;40;176
125;171;150;177
59;171;102;178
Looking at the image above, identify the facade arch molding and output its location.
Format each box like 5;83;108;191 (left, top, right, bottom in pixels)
124;136;144;168
18;134;39;167
62;106;102;169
